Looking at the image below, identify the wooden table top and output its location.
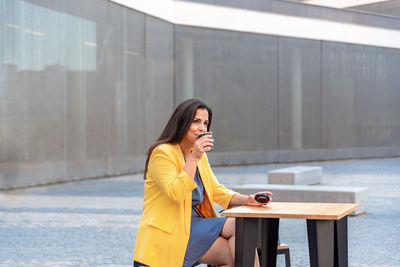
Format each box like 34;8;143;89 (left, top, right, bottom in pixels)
221;202;359;220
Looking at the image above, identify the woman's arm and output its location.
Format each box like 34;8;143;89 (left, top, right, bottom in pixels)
149;147;197;203
229;192;273;206
229;193;251;206
183;134;214;180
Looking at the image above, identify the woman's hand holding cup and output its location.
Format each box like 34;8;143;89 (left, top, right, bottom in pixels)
198;132;213;151
191;132;213;160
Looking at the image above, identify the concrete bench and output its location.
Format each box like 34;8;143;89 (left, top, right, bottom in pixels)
268;166;322;185
232;184;368;215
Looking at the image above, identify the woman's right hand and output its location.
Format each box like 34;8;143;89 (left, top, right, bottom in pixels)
190;135;214;161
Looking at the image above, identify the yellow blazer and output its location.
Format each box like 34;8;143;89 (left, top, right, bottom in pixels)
133;143;236;267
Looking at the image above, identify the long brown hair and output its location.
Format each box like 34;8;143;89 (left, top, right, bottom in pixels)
143;98;213;179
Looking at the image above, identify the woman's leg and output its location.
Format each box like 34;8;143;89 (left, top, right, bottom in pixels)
220;218;235;259
198;236;234;267
220;218;260;267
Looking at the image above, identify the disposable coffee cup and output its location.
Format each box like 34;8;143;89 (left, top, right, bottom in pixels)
198;132;213;151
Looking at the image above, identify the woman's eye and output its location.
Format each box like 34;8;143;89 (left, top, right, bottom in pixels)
192;119;208;125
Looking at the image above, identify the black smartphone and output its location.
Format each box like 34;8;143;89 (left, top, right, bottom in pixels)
254;193;270;203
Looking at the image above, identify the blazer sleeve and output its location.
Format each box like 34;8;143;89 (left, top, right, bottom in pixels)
147;146;197;203
203;154;237;209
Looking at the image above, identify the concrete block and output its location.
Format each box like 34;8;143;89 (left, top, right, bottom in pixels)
268;166;322;185
232;184;369;215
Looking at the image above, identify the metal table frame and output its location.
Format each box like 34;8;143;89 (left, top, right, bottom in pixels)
235;216;348;267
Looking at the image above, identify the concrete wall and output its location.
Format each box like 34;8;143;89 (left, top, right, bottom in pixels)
1;0;400;188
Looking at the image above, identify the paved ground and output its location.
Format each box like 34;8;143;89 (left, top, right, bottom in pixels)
1;157;400;267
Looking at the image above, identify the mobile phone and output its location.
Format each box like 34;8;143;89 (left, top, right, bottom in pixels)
254;193;270;203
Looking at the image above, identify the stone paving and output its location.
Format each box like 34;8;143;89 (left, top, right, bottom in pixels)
1;157;400;267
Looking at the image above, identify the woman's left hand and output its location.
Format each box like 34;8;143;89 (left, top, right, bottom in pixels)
246;191;272;206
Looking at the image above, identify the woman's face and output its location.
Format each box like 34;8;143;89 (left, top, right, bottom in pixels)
182;108;209;145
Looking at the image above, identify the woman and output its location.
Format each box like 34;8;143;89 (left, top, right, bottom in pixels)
133;98;272;267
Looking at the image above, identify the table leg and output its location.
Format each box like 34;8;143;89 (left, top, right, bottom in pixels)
334;216;348;267
235;217;259;267
307;219;334;267
258;218;280;267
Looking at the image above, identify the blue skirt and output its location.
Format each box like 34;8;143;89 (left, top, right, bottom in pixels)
183;210;227;267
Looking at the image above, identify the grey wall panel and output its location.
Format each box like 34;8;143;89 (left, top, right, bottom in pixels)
224;32;278;152
123;8;146;163
106;2;125;175
272;0;309;17
62;0;87;180
0;0;3;172
322;42;356;149
63;0;93;180
278;37;322;150
353;45;392;147
73;0;109;179
389;50;400;145
144;16;174;148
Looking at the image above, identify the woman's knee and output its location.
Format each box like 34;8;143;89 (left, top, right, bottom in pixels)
221;218;235;238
